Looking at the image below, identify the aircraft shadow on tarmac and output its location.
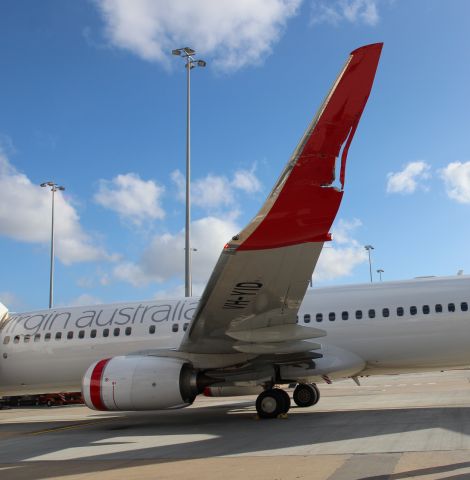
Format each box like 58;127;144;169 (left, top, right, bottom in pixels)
2;403;470;479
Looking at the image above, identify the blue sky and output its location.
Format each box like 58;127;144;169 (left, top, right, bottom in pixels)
1;0;470;312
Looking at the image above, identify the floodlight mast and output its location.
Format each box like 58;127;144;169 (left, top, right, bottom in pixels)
40;182;65;308
172;47;206;297
364;245;375;283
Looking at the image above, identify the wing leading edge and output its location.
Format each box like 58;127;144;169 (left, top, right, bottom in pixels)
180;43;383;355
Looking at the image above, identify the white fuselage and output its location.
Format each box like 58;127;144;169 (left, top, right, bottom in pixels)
1;275;469;396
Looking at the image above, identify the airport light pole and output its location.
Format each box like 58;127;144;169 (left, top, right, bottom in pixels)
172;47;206;298
364;245;374;283
40;182;65;308
377;268;384;282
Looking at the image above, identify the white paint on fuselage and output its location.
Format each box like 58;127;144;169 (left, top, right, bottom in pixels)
1;275;469;395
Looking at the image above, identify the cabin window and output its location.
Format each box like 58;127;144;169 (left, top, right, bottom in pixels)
382;308;390;318
342;311;349;320
397;307;404;317
149;325;156;334
316;313;323;323
67;331;73;340
55;332;62;340
329;312;335;321
304;314;311;323
24;335;30;343
90;329;97;338
410;306;417;315
435;304;443;313
368;309;375;319
3;336;10;344
448;303;456;312
34;334;40;342
423;305;430;314
45;333;51;341
103;328;109;337
355;310;362;319
14;335;20;344
125;327;132;336
461;302;468;312
113;328;120;337
78;330;85;339
183;322;189;331
172;323;179;333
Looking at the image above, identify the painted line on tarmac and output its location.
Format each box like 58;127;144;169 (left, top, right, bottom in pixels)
29;418;116;436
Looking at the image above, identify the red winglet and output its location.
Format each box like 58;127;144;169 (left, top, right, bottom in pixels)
238;43;382;251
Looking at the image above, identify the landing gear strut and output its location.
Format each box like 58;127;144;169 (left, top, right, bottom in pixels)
293;383;320;407
255;388;290;419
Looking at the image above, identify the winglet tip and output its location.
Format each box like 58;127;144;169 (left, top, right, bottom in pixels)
350;42;383;56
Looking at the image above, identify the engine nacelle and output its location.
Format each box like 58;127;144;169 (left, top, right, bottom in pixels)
82;356;199;411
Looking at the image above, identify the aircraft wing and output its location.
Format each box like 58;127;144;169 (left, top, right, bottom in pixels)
179;43;382;355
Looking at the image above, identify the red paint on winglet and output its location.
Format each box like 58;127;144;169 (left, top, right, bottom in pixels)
238;43;382;251
89;358;111;411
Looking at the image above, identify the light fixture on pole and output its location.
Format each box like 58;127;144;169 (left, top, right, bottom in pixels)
172;47;206;298
377;268;384;282
364;245;374;283
40;181;65;308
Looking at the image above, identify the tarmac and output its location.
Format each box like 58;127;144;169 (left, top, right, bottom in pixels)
2;370;470;479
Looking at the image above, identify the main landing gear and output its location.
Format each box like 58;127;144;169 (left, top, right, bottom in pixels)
255;383;320;419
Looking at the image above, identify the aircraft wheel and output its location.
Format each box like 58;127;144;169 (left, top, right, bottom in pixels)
276;388;291;413
293;383;320;407
256;389;286;419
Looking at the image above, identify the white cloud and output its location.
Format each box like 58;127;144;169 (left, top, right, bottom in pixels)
0;291;22;311
0;152;112;265
113;216;239;287
94;0;301;71
386;161;431;194
67;294;103;307
314;218;367;282
171;168;262;211
441;161;470;204
311;0;380;26
95;173;165;225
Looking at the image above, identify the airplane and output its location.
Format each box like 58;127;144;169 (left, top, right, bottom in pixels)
4;42;460;420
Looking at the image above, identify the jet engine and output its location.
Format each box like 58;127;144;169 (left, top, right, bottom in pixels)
82;355;204;411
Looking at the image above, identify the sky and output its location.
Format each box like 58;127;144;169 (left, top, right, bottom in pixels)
1;0;470;312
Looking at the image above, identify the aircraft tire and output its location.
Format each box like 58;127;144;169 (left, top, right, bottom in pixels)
293;383;320;407
276;388;291;413
256;389;285;419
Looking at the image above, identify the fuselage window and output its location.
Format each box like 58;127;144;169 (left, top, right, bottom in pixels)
355;310;362;319
55;332;62;340
316;313;323;323
410;306;417;315
34;334;40;342
368;309;375;319
448;303;456;312
103;328;109;337
45;333;51;341
149;325;156;334
423;305;430;314
67;331;73;340
329;312;335;321
78;330;85;339
461;302;468;312
14;335;20;344
24;335;30;343
304;314;311;323
435;304;443;313
183;322;189;331
125;327;132;336
113;328;120;337
342;311;348;320
3;336;10;344
382;308;390;318
172;323;179;333
90;329;97;338
397;307;404;317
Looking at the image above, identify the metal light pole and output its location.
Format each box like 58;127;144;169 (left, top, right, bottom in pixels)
364;245;374;283
41;182;65;308
377;269;384;282
172;47;206;297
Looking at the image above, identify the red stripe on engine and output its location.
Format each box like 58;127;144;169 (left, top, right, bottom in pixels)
89;358;111;411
